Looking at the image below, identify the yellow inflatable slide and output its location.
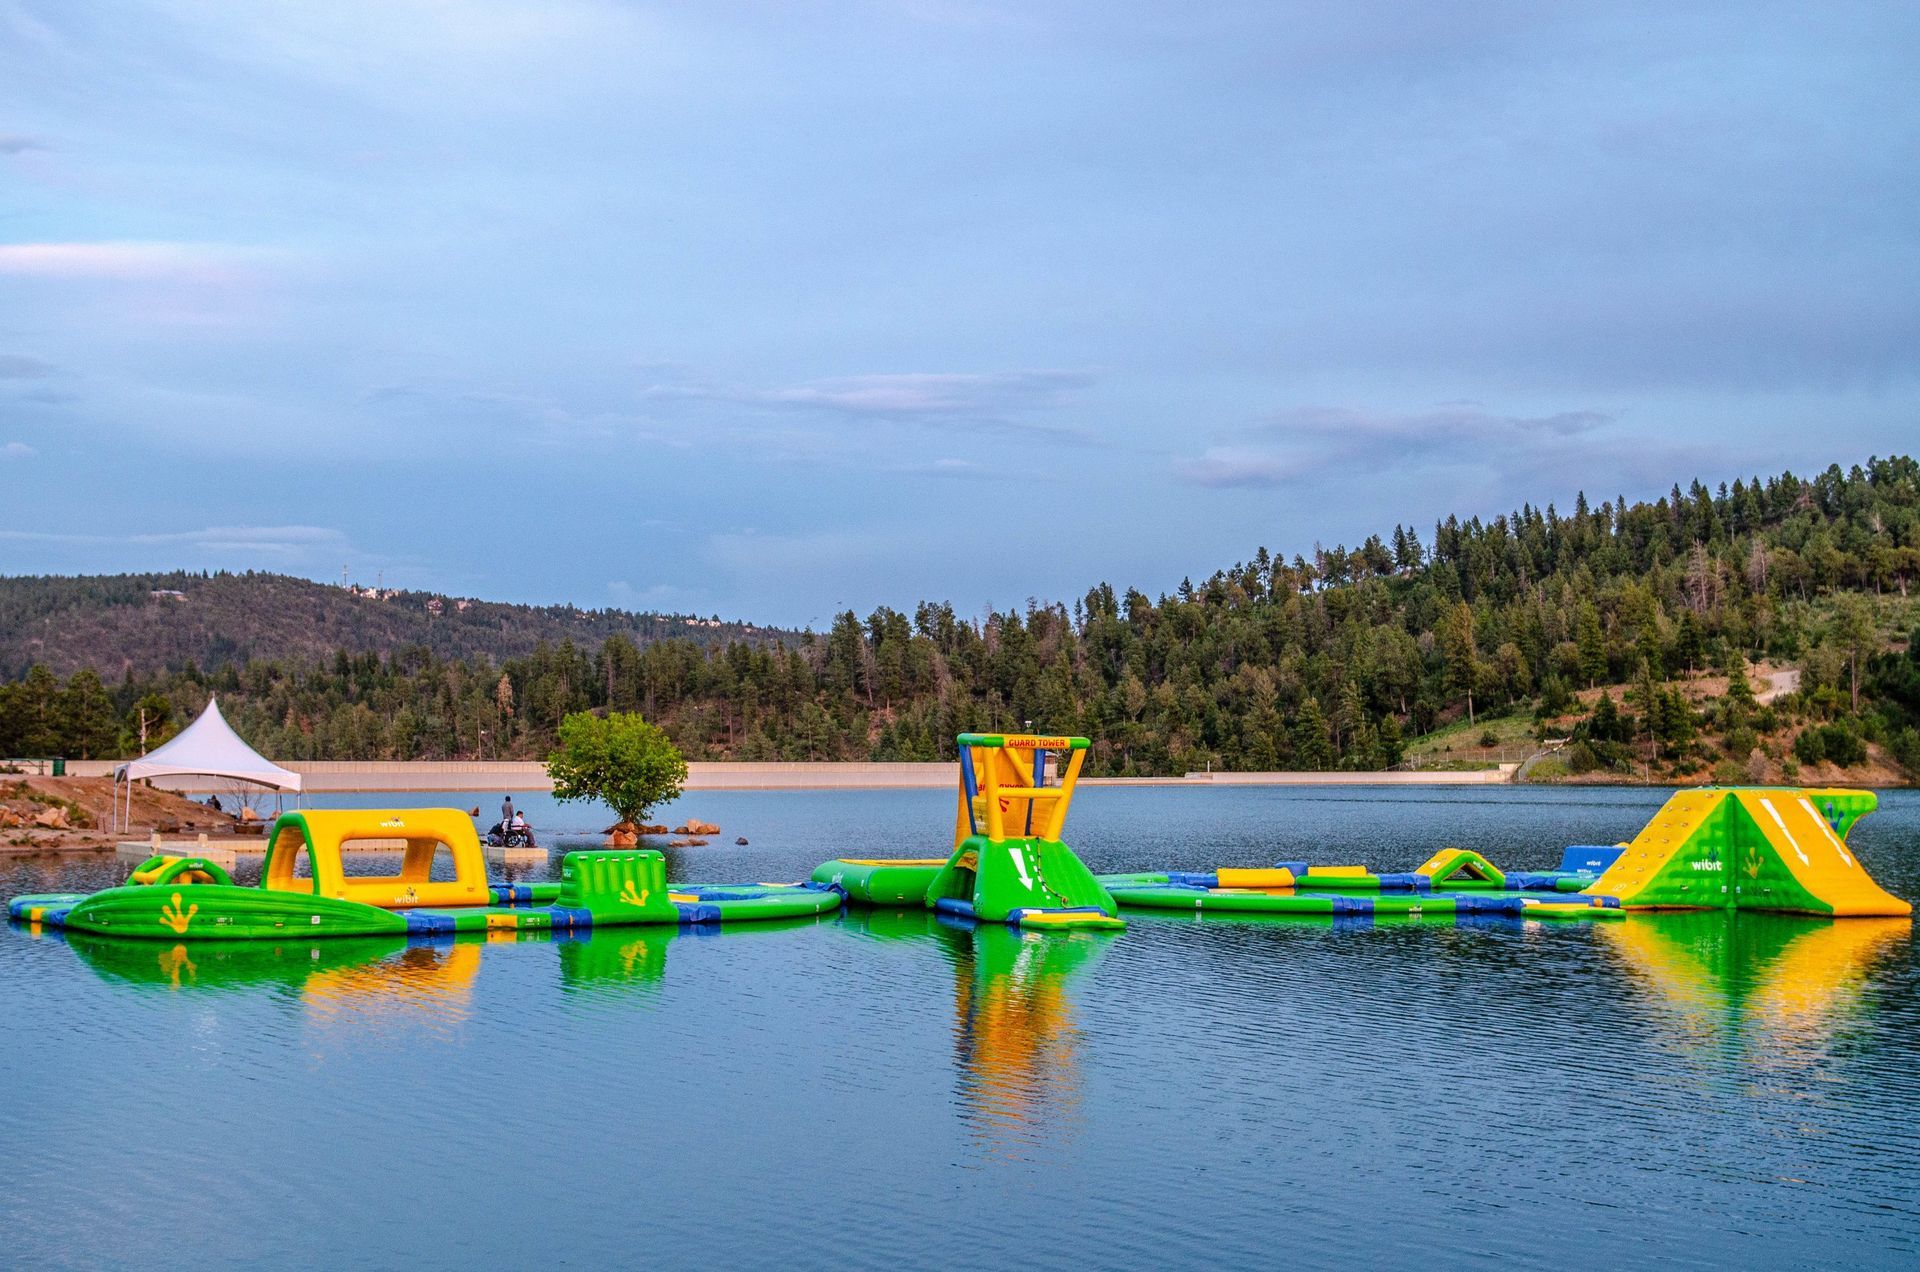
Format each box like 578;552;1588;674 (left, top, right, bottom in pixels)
1584;787;1909;917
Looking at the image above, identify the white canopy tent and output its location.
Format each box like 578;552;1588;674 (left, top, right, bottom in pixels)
113;696;302;831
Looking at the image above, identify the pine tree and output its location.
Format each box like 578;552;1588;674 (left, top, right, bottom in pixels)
1588;691;1626;744
1377;713;1405;766
57;669;120;759
1575;601;1606;687
1832;593;1877;715
1335;679;1367;755
1440;601;1479;725
13;665;62;755
1633;657;1661;753
1673;610;1704;677
1722;648;1756;714
1291;697;1335;770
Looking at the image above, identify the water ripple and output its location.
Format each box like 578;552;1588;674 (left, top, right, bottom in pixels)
3;788;1919;1269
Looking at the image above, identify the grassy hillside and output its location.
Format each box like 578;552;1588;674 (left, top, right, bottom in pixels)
1402;593;1920;786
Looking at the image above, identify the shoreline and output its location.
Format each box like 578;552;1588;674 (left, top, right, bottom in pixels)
61;759;1524;793
48;759;1908;794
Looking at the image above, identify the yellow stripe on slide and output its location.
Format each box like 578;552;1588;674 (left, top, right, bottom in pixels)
832;859;951;867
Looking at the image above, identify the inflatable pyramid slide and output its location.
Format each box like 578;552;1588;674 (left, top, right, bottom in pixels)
1584;787;1909;917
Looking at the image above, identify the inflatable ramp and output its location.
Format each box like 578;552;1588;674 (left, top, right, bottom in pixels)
1584;788;1908;917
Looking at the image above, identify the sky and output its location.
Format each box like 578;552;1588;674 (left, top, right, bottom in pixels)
1;2;1916;629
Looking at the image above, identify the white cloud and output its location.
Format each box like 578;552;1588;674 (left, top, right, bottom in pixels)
0;241;263;283
0;523;346;556
754;371;1090;417
1177;448;1300;489
1179;405;1620;488
891;457;994;479
0;354;54;378
644;369;1099;442
1;441;36;460
90;0;686;126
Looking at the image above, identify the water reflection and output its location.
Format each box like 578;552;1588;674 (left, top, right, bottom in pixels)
59;929;487;1035
46;912;836;1013
936;917;1115;1157
834;907;1116;1155
556;929;669;991
64;929;419;993
304;942;483;1028
1601;913;1911;1061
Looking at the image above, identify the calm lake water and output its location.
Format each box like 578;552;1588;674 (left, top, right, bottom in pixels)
4;786;1918;1270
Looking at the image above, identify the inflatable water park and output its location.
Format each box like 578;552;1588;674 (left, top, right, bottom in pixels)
7;807;842;939
8;733;1910;950
1092;785;1908;921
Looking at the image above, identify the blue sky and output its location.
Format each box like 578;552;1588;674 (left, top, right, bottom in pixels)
2;2;1915;629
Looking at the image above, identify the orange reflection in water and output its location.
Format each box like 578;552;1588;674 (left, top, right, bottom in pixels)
947;923;1113;1157
1600;913;1911;1061
1744;918;1909;1064
304;941;483;1029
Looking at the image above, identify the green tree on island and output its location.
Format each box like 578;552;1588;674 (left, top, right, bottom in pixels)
546;711;687;836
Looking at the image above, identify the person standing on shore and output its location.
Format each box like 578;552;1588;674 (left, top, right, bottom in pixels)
501;795;514;828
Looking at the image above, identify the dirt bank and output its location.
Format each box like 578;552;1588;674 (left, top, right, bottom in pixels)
0;776;244;856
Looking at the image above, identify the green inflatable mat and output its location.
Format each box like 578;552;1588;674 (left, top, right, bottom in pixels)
810;859;949;905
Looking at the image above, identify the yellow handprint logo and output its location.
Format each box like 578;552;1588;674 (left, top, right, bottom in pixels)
618;881;650;907
159;891;198;934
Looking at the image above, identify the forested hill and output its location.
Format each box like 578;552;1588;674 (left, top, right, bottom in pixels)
3;458;1919;785
0;572;788;677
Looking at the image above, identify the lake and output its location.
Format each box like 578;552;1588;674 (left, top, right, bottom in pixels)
4;785;1918;1269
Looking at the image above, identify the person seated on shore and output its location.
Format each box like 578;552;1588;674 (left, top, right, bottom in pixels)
509;811;528;831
